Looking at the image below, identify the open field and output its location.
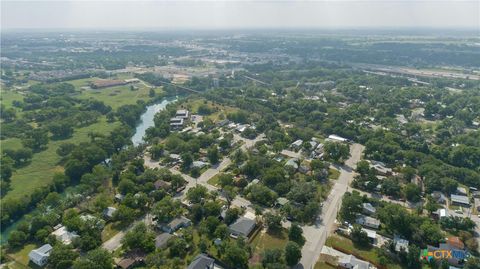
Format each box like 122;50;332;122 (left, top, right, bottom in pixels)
314;261;336;269
7;243;38;268
1;117;121;201
181;98;238;122
0;89;24;110
76;85;156;109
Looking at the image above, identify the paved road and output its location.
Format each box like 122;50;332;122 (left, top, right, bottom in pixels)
296;143;364;269
102;213;153;252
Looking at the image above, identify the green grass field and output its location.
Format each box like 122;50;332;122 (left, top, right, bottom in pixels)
0;89;24;110
314;262;336;269
1;117;121;201
76;85;155;109
328;168;340;180
326;234;402;269
7;243;38;268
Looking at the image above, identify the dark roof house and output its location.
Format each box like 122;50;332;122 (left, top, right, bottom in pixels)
228;217;256;238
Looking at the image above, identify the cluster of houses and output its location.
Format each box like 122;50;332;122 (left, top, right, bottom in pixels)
321;245;376;269
29;215;105;266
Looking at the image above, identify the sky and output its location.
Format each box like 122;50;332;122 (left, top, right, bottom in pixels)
1;1;479;30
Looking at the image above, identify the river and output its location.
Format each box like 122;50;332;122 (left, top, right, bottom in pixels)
131;98;176;145
1;98;176;244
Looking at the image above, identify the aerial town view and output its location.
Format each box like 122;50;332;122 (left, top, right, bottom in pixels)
0;1;479;269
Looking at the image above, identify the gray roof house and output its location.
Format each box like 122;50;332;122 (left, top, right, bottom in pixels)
103;206;117;219
187;253;219;269
451;194;470;207
29;244;53;267
394;235;409;253
362;203;376;215
338;254;373;269
155;233;173;249
161;216;191;233
228;217;256;238
355;215;380;229
285;158;299;170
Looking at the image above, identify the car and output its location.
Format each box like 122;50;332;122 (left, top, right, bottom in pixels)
455;209;463;214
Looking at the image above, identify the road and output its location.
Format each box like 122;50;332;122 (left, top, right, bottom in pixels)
296;143;364;269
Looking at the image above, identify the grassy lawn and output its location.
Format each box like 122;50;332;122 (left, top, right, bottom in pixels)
76;85;155;110
1;138;23;152
0;89;24;109
7;243;38;268
251;229;289;254
101;222;121;242
2;117;121;201
326;234;402;269
207;174;222;187
314;261;336;269
328;168;340;180
181;98;238;122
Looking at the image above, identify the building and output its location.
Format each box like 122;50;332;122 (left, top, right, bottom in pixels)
394;235;409;252
285;158;299;170
170;117;184;129
187;253;223;269
447;237;465;250
276;197;289;208
114;193;125;202
155;233;173;249
369;160;393;176
291;139;303;150
160;216;191;233
362;203;376;215
327;134;350;143
175;109;190;119
90;79;127;89
154;180;171;191
338;254;375;269
355;215;380;229
451;194;470;207
435;208;449;219
456;187;468;196
362;228;377;244
103;206;117;219
192;160;208;169
228;217;256;238
29;244;53;266
51;225;79;245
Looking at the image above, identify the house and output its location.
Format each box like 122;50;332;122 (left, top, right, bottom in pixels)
285;158;299;170
299;164;310;174
355;215;380;229
155;233;173;249
291;139;303;150
160;216;191;233
451;194;470;207
80;214;105;230
394;235;409;252
114;193;125;202
276;197;289;208
103;206;117;219
154;179;171;191
456;187;468;196
170;117;184;129
228;217;256;238
369;161;393;176
192;160;208;169
51;225;79;245
327;134;350;143
447;236;465;250
362;228;377;244
116;253;145;269
187;253;222;269
338;254;374;269
362;203;376;215
435;208;449;219
432;191;447;204
29;244;53;266
472;191;480;198
175;109;190;119
216;119;230;127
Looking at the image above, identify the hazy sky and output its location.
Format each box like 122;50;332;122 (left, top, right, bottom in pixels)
1;1;479;30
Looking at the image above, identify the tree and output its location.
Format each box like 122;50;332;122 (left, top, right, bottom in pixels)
262;248;285;268
149;88;155;97
152;196;183;223
339;192;363;223
285;241;302;266
181;152;193;170
49;122;74;139
22;128;49;151
265;213;282;234
73;248;113;269
207;146;220;164
8;230;27;248
113;205;136;226
288;224;305;246
186;185;208;204
223;241;249;269
122;223;155;252
148;144;164;160
48;245;79;269
324;141;350;163
351;224;370;247
404;183;421;203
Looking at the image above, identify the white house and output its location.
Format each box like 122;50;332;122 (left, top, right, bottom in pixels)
29;244;53;266
51;225;79;245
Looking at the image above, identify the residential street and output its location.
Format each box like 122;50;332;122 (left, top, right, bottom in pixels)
296;143;364;269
